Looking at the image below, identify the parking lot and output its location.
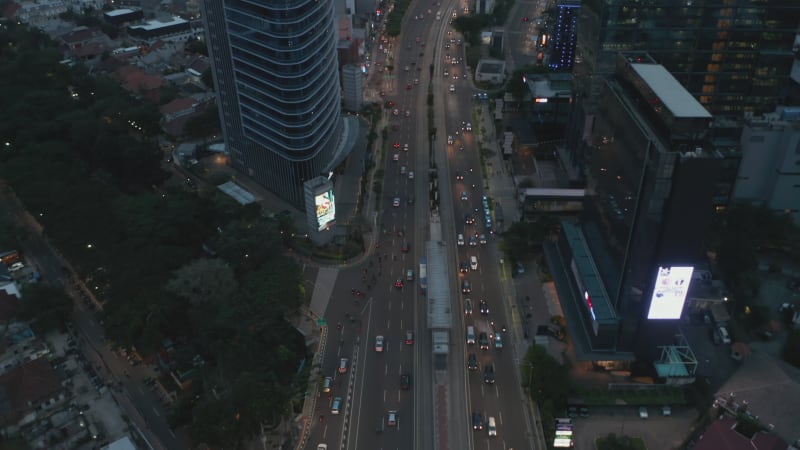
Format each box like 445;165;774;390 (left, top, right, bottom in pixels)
571;405;696;450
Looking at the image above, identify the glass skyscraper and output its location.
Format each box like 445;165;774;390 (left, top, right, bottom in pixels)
201;0;343;207
574;0;800;116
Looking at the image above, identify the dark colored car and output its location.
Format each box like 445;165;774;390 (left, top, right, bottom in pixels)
479;332;489;350
400;373;411;390
467;353;478;371
479;299;489;315
472;411;484;430
483;364;495;384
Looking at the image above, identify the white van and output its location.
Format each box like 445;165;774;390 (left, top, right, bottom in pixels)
470;256;478;271
716;326;731;344
466;326;476;345
457;234;465;246
487;416;497;436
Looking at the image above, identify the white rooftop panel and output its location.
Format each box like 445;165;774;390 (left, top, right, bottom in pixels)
130;16;188;31
105;9;136;16
426;241;452;329
630;64;711;119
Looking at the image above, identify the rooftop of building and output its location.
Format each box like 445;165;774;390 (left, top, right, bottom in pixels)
59;26;107;44
159;97;198;116
525;72;573;98
629;63;711;119
693;415;787;450
0;358;62;424
104;8;139;17
128;16;187;31
714;350;800;444
426;240;452;330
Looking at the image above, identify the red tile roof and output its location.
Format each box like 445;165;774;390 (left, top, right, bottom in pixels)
160;97;197;116
2;2;20;20
116;65;164;93
0;359;62;425
693;416;788;450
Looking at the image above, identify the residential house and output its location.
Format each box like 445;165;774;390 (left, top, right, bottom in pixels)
114;65;164;103
0;358;66;429
59;26;113;61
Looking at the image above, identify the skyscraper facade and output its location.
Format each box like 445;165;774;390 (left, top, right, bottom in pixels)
549;0;580;71
201;0;343;207
549;56;733;362
574;0;800;116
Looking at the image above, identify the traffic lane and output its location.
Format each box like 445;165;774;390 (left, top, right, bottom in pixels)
445;74;531;450
356;277;417;449
466;348;505;447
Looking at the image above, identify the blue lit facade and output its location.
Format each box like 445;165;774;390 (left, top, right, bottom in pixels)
201;0;342;207
548;0;580;71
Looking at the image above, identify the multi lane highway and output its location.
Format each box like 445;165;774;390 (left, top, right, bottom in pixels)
307;0;540;449
434;15;534;450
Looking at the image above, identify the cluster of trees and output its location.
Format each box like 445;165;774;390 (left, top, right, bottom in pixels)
1;23;307;447
499;215;561;264
522;345;571;445
711;204;797;327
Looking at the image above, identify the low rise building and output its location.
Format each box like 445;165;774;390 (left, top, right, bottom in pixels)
525;72;573;126
127;16;192;42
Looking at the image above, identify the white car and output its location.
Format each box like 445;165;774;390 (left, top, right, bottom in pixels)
408;171;415;180
387;410;398;426
403;143;409;151
449;84;456;92
375;335;385;352
470;256;478;271
447;135;454;145
8;262;25;272
317;445;328;450
457;234;465;246
393;153;400;161
639;406;648;419
393;198;400;207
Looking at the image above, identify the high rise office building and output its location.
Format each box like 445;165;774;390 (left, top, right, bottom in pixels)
201;0;343;207
549;56;736;363
549;0;580;71
574;0;800;116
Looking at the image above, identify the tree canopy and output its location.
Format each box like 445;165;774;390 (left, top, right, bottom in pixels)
0;22;307;448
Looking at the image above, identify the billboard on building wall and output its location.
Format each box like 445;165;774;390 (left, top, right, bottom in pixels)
315;189;336;231
647;266;694;319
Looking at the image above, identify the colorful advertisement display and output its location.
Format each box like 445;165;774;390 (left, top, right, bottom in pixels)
315;189;336;231
647;266;694;319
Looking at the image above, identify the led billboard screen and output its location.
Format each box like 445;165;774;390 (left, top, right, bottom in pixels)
647;266;694;319
315;189;336;231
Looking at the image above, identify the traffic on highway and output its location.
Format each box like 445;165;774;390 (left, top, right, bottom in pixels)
308;0;535;449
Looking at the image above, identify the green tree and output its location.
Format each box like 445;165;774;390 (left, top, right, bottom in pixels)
784;329;800;369
185;38;209;56
596;434;643;450
183;106;221;140
17;284;73;333
166;258;238;307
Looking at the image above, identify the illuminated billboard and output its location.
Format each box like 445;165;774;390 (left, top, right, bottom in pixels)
315;189;336;231
647;266;694;319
